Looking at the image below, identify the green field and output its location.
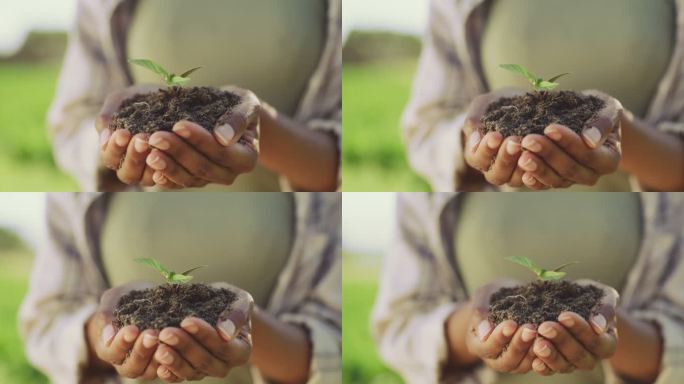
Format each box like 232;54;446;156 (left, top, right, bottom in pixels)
343;253;403;384
342;61;430;191
0;62;78;191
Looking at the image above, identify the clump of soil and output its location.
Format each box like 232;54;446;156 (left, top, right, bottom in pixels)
110;86;241;135
113;283;237;330
488;280;604;326
481;91;605;137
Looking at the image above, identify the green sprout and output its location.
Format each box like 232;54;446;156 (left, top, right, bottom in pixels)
128;59;201;87
505;256;577;281
135;258;206;284
500;64;570;92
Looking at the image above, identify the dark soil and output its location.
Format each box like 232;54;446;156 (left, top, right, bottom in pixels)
481;91;605;137
488;280;604;326
113;283;237;331
110;86;241;135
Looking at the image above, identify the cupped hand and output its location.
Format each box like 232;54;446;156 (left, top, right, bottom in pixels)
465;280;539;374
530;279;619;376
96;84;173;187
517;90;623;189
153;282;254;382
146;85;261;189
86;281;163;380
463;88;527;188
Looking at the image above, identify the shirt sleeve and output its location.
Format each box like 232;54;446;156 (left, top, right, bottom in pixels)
18;193;112;384
401;0;482;192
371;193;479;384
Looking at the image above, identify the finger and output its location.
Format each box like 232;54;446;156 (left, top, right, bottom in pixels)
117;330;159;378
558;312;617;358
155;344;204;381
538;321;595;370
99;128;112;150
152;171;184;190
141;360;160;381
141;166;156;187
149;133;238;183
116;134;150;185
214;91;260;146
157;365;183;383
532;358;554;376
512;345;537;374
581;92;621;149
533;338;574;373
495;324;537;371
466;132;503;172
508;166;525;188
181;317;251;367
522;173;550;190
146;149;206;188
522;135;598;185
159;327;228;377
518;152;566;188
102;130;131;170
103;325;139;365
484;136;522;185
479;320;518;359
544;124;620;175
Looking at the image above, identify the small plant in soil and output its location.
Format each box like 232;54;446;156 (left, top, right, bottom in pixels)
109;58;241;135
488;256;604;326
481;64;605;138
113;258;237;331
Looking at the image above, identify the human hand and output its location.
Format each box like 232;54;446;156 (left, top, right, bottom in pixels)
153;282;254;382
463;89;527;188
516;90;623;189
464;280;539;374
530;279;619;376
145;85;260;189
86;281;161;380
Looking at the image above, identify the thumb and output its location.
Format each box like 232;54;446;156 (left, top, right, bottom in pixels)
581;90;622;149
214;91;260;147
215;287;254;341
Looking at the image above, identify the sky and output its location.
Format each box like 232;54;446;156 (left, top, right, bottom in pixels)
0;0;427;54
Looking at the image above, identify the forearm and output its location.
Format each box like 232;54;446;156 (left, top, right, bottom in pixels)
620;113;684;191
445;303;480;369
250;308;311;384
609;309;662;383
258;105;338;191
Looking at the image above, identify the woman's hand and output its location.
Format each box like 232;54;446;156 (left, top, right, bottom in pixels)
461;280;539;374
154;282;254;383
146;85;260;189
530;280;619;376
463;89;527;188
519;90;623;189
85;282;163;380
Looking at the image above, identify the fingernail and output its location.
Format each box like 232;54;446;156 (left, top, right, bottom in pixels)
115;132;129;147
523;173;536;186
486;135;501;149
215;124;235;146
149;136;169;150
172;123;191;138
123;328;138;343
583;127;601;148
181;319;199;334
477;320;492;341
468;131;482;151
506;140;521;155
161;332;179;346
153;172;167;184
142;333;157;348
134;137;148;153
102;324;115;345
523;138;542;153
218;319;236;340
522;327;536;342
545;127;562;141
100;129;112;148
158;350;173;365
522;157;537;171
591;314;607;334
558;313;575;327
539;324;557;339
147;154;166;170
502;324;515;337
533;359;546;371
537;343;551;357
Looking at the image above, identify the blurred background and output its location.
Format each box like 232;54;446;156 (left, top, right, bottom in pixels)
342;0;429;191
0;193;47;382
342;193;401;383
0;0;77;191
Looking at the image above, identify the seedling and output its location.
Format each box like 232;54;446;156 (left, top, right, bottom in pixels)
135;258;206;284
128;59;202;87
505;256;577;281
500;64;569;92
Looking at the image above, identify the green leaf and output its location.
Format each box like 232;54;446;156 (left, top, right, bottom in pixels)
169;75;191;85
180;66;202;78
547;73;570;83
179;265;207;276
539;270;567;281
135;258;169;276
552;261;578;272
504;256;543;276
169;273;194;284
500;64;540;85
537;81;560;91
128;59;169;78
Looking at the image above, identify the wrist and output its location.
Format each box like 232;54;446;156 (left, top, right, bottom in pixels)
445;303;480;368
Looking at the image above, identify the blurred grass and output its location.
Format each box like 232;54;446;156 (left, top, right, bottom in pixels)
343;253;403;384
0;229;47;383
342;60;429;191
0;62;78;191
